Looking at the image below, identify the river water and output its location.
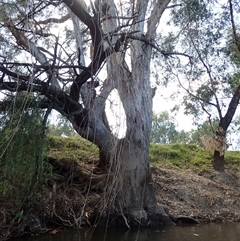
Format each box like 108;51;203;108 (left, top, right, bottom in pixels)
11;223;240;241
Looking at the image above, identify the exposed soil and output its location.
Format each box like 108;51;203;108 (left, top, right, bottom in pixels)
1;159;240;240
152;167;240;223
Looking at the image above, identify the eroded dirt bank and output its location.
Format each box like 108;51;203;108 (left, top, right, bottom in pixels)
1;159;240;240
152;167;240;222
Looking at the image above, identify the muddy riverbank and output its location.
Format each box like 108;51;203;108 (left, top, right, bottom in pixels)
1;158;240;240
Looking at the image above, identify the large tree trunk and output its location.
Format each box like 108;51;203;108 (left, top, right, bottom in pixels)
100;44;173;225
87;135;173;226
117;140;173;226
92;0;173;224
68;0;174;226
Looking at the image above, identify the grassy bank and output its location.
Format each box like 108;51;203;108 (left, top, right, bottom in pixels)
47;136;240;171
1;136;240;239
47;136;98;162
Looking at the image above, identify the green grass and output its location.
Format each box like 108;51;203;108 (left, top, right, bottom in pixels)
150;143;240;171
46;136;240;171
149;143;212;170
225;151;240;170
47;136;98;162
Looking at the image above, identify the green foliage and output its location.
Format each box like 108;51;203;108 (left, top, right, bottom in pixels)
161;0;240;128
150;112;178;144
196;84;214;103
229;72;240;92
182;97;200;117
0;94;50;209
150;112;221;146
190;120;218;146
171;0;210;25
226;31;240;68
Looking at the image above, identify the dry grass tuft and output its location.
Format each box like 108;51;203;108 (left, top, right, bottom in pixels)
200;128;226;156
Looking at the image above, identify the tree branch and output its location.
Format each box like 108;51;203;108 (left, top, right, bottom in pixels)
1;62;91;72
3;12;60;89
36;13;71;24
126;33;192;59
166;4;182;9
63;0;102;57
189;37;223;119
229;0;240;52
0;66;86;120
167;62;218;109
220;84;240;130
147;0;171;38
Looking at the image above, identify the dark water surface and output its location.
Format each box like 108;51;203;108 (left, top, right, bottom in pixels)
12;223;240;241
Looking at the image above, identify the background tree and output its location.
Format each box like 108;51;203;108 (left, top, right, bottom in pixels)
190;119;219;147
160;0;240;171
47;113;77;137
150;111;220;146
150;111;178;143
0;0;178;226
150;111;193;144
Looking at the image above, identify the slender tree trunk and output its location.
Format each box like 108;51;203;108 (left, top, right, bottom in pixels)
213;150;225;172
213;127;226;172
212;84;240;172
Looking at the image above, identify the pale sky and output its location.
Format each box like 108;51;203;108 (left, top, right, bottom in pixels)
153;88;194;131
3;0;237;145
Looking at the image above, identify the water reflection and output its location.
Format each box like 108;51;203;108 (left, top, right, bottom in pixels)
11;223;240;241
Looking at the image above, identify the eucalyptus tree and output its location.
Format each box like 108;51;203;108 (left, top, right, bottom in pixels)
161;0;240;171
151;111;178;143
0;0;179;226
150;112;217;145
190;119;219;147
47;113;77;137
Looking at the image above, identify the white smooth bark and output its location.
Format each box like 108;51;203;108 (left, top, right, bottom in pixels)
96;0;173;224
